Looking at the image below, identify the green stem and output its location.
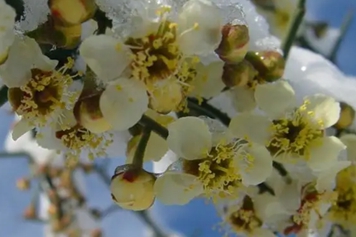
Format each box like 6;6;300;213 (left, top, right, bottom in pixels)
132;128;151;168
329;10;354;62
282;0;306;60
187;98;231;126
0;86;8;108
139;115;168;139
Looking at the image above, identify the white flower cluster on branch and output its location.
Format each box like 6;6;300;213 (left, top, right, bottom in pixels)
1;0;356;236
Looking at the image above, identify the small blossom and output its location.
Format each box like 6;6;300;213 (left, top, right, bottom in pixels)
333;102;355;130
110;165;156;211
217;195;276;237
154;117;272;204
36;109;114;162
230;80;345;173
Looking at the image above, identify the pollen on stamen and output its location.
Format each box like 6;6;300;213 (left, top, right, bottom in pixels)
182;140;244;202
267;101;324;161
55;124;113;165
8;58;79;128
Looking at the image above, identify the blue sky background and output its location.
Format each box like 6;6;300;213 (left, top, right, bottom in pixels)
0;0;355;236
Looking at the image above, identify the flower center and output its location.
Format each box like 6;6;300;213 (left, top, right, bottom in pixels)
183;142;242;200
8;60;76;125
228;196;262;234
55;124;113;162
267;102;324;160
126;20;181;84
329;166;356;227
284;183;337;235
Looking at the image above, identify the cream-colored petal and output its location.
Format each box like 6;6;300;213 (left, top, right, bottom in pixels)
154;172;203;205
340;134;356;162
315;161;351;192
253;228;276;237
279;180;301;212
188;61;225;99
0;36;57;88
255;80;296;119
167;117;212;160
0;0;16;63
36;127;66;151
178;0;223;55
307;136;346;172
100;78;148;131
238;144;273;186
303;94;340;128
229;113;272;144
229;86;256;112
79;35;131;82
12;119;35;141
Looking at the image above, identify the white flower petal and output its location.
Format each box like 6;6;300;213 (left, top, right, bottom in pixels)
36;127;65;151
178;0;223;55
238;145;273;186
167;117;212;160
12;119;34;141
189;61;225;99
253;228;276;237
100;78;148;131
0;36;57;87
80;35;131;81
315;161;351;192
154;172;203;205
303;94;340;128
340;134;356;162
229;113;271;144
229;86;256;112
308;136;346;172
279;180;301;212
255;80;296;119
0;0;16;63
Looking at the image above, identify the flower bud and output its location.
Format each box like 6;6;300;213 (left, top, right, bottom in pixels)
222;60;258;87
23;204;37;220
27;18;82;49
49;0;97;26
334;102;355;130
74;92;112;134
110;166;156;211
245;50;285;82
16;178;31;191
90;229;103;237
215;24;249;64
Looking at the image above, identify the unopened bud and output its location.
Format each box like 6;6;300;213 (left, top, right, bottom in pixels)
27;18;82;49
215;24;249;64
334;102;355;130
49;0;97;26
222;60;258;87
23;204;37;220
90;229;103;237
17;178;31;190
245;50;285;82
74;92;112;134
110;166;156;211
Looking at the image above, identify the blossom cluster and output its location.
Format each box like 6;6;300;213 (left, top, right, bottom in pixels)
1;0;356;236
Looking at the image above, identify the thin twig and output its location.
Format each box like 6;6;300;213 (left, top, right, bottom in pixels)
282;0;306;60
137;211;167;237
132;128;151;167
139;115;168;139
329;10;354;62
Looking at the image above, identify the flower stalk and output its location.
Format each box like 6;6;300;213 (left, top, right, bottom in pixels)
132;128;151;168
282;0;306;59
